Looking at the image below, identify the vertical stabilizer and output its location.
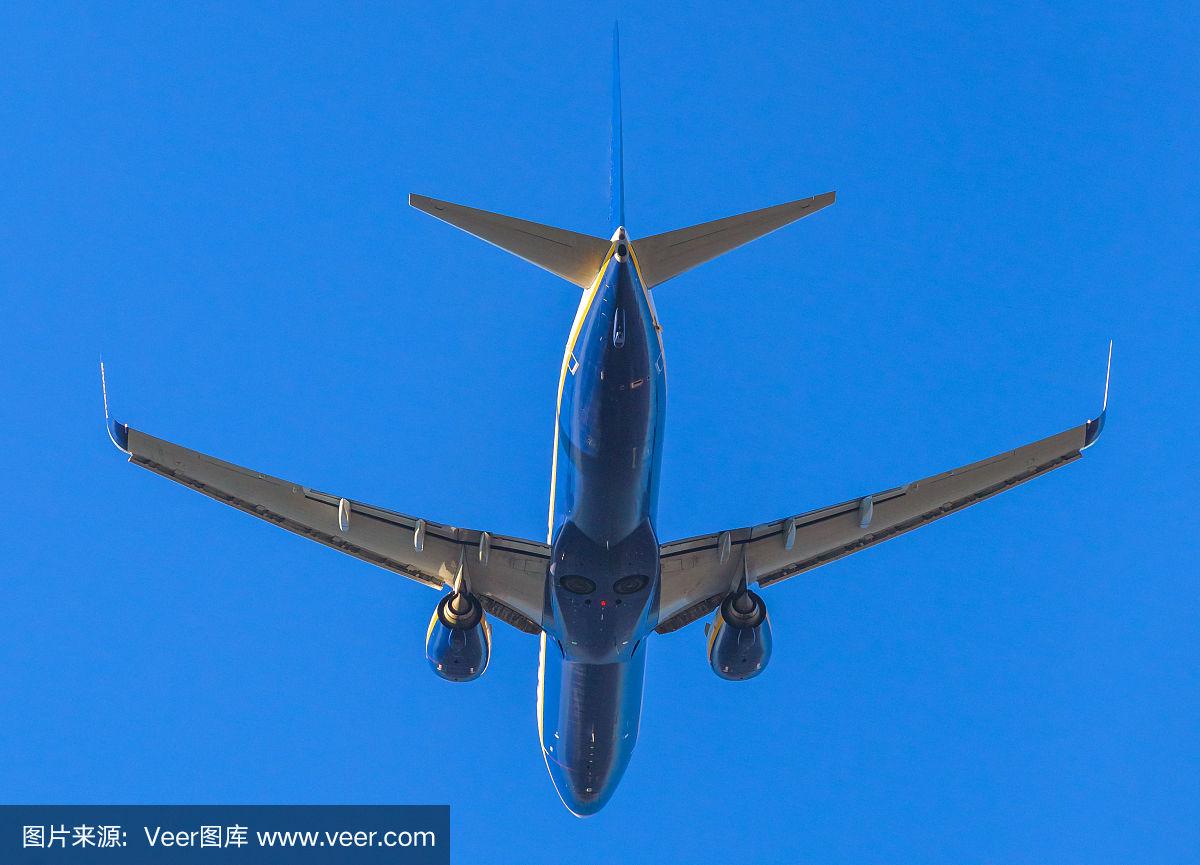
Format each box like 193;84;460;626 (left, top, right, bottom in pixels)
611;23;625;232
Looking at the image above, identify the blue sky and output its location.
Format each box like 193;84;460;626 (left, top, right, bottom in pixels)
1;2;1196;863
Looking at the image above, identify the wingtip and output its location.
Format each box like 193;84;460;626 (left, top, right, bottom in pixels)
99;359;130;454
1083;340;1112;449
409;193;444;215
107;418;130;453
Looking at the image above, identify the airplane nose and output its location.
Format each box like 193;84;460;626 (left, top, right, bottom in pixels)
544;753;622;817
538;640;648;817
539;632;648;816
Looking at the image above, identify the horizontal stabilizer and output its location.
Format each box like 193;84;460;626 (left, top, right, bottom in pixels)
410;194;612;288
630;191;836;288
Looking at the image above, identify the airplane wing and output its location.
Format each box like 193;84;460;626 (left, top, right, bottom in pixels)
655;364;1110;634
104;406;548;635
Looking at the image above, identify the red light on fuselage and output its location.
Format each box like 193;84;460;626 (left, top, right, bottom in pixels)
600;600;607;607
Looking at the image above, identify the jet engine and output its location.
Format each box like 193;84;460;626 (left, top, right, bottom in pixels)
425;589;491;682
706;586;772;681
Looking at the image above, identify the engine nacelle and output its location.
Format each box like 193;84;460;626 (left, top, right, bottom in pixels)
425;592;491;682
706;588;772;681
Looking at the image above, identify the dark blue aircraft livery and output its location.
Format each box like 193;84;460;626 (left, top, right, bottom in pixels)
102;28;1109;816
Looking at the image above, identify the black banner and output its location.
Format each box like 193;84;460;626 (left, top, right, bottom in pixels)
2;806;449;864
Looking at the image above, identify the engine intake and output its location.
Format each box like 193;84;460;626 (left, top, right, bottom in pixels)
706;588;772;681
425;591;491;682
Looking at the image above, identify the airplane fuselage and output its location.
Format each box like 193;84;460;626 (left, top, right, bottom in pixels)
537;232;666;815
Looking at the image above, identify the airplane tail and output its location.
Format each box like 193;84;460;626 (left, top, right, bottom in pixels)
409;191;835;290
409;25;836;289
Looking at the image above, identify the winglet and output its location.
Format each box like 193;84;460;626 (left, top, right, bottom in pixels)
1083;340;1112;449
99;359;130;453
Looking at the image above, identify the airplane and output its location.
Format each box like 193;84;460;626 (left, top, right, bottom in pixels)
101;27;1109;816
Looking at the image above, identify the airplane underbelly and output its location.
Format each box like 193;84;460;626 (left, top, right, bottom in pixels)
538;635;646;817
554;327;664;543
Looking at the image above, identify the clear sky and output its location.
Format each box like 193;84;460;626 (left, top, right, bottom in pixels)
1;3;1196;863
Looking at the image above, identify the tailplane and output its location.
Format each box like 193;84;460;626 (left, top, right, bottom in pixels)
409;190;837;291
409;194;611;289
411;24;836;291
629;192;836;288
